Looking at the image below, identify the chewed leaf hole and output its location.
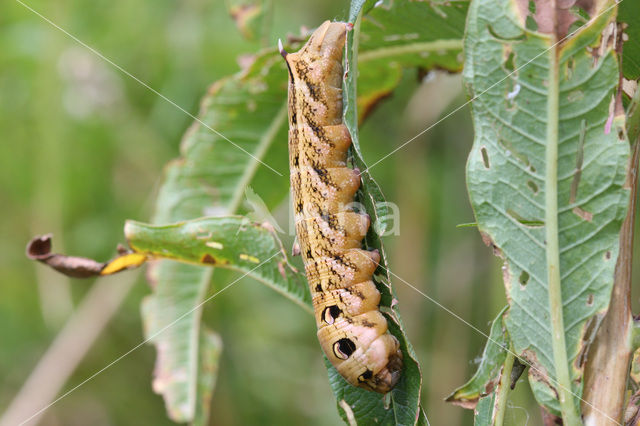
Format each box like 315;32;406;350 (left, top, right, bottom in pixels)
525;0;537;31
568;5;589;34
566;56;576;80
586;294;594;306
481;147;490;168
507;209;544;227
567;90;584;102
519;270;530;287
504;50;515;72
527;180;539;194
618;128;625;141
525;16;537;32
488;24;526;41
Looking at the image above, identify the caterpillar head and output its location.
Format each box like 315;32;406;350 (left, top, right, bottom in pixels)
318;312;403;394
357;337;403;394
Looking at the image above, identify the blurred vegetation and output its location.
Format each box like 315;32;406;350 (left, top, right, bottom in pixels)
6;0;637;425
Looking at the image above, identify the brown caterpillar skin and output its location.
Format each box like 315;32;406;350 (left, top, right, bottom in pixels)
282;21;402;393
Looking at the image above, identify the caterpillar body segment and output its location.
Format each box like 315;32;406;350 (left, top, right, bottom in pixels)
282;20;402;393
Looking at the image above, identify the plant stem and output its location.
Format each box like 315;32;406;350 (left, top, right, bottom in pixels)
545;36;581;426
581;139;638;425
0;273;138;426
495;351;515;426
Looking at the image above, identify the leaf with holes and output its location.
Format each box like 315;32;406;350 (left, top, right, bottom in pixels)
465;0;629;417
142;0;460;420
127;217;309;309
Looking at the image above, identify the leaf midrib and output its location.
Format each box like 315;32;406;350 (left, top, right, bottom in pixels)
226;102;288;213
544;35;581;425
358;39;463;62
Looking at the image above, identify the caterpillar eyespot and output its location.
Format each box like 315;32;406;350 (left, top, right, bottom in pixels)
283;20;403;393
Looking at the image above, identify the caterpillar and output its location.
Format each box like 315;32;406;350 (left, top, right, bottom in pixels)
281;20;403;393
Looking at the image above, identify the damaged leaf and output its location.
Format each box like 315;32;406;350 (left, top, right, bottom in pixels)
227;0;268;42
618;1;640;81
192;328;222;426
474;392;497;426
141;45;291;423
125;217;310;310
465;0;629;417
26;234;146;278
447;307;509;409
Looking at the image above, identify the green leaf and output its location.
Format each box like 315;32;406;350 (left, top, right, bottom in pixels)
143;48;290;423
152;51;289;223
323;4;425;425
619;1;640;81
226;0;271;43
141;263;213;422
327;322;426;425
357;0;468;120
470;346;515;426
143;1;464;420
192;328;222;426
465;0;629;418
473;393;497;426
630;346;640;386
447;307;508;408
126;217;310;310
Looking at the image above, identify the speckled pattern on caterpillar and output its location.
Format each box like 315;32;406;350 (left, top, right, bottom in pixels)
281;20;402;393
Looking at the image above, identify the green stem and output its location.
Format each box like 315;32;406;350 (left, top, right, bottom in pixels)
494;351;515;426
358;39;463;62
545;38;581;425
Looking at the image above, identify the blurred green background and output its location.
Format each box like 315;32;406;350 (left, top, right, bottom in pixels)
0;0;598;424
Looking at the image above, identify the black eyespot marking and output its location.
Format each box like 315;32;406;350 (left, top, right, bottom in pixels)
333;338;356;360
358;369;373;382
322;305;342;324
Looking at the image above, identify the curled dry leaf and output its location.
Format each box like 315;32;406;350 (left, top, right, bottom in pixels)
26;234;147;278
27;234;104;277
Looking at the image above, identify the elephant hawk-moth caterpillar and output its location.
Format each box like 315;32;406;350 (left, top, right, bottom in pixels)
281;20;402;393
